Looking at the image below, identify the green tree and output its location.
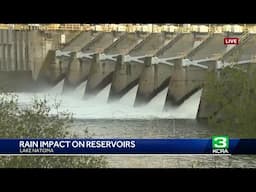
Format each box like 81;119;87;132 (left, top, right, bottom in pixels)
0;92;107;168
204;64;256;137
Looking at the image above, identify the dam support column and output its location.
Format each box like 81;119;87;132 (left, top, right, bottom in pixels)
134;57;173;106
84;53;116;98
63;57;83;92
108;55;147;102
164;59;207;110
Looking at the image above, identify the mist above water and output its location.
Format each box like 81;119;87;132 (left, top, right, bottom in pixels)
14;80;202;119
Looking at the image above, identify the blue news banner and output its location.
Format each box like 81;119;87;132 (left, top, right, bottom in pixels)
0;138;256;154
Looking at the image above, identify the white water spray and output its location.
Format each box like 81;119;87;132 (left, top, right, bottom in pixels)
13;80;202;119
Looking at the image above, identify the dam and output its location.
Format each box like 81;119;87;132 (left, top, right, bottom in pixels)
1;24;256;119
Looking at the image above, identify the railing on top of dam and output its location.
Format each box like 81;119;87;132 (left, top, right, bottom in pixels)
1;24;256;34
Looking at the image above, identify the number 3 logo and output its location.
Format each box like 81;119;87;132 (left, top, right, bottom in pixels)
214;137;227;148
212;136;229;149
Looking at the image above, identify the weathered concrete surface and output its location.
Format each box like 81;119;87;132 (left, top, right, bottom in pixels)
0;29;61;85
0;30;30;72
133;33;203;106
188;33;244;63
62;31;99;52
164;59;207;109
104;32;148;55
61;32;123;92
61;32;102;92
29;31;59;80
109;33;174;101
134;57;173;106
84;54;114;97
187;33;227;60
223;34;256;63
37;50;65;87
81;32;124;53
109;55;147;101
77;32;124;95
77;33;122;92
133;33;210;106
0;71;35;92
80;32;125;81
128;33;174;56
84;32;145;97
62;57;84;90
11;30;95;90
157;33;208;58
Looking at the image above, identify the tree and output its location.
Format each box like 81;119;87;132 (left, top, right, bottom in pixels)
0;92;107;168
204;64;256;138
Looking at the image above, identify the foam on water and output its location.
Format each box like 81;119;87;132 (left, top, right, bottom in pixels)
14;80;202;119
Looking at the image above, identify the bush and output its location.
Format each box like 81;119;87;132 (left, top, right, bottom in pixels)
204;65;256;137
0;92;107;168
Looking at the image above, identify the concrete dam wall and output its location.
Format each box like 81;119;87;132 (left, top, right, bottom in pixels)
0;29;255;118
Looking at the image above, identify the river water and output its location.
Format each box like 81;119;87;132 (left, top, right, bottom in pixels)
13;80;256;168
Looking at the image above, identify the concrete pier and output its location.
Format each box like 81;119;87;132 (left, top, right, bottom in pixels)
109;33;175;102
76;32;124;96
134;57;173;106
84;32;147;98
164;59;208;109
134;33;209;106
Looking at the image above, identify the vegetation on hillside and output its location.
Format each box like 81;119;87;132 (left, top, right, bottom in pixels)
204;64;256;137
0;93;107;168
